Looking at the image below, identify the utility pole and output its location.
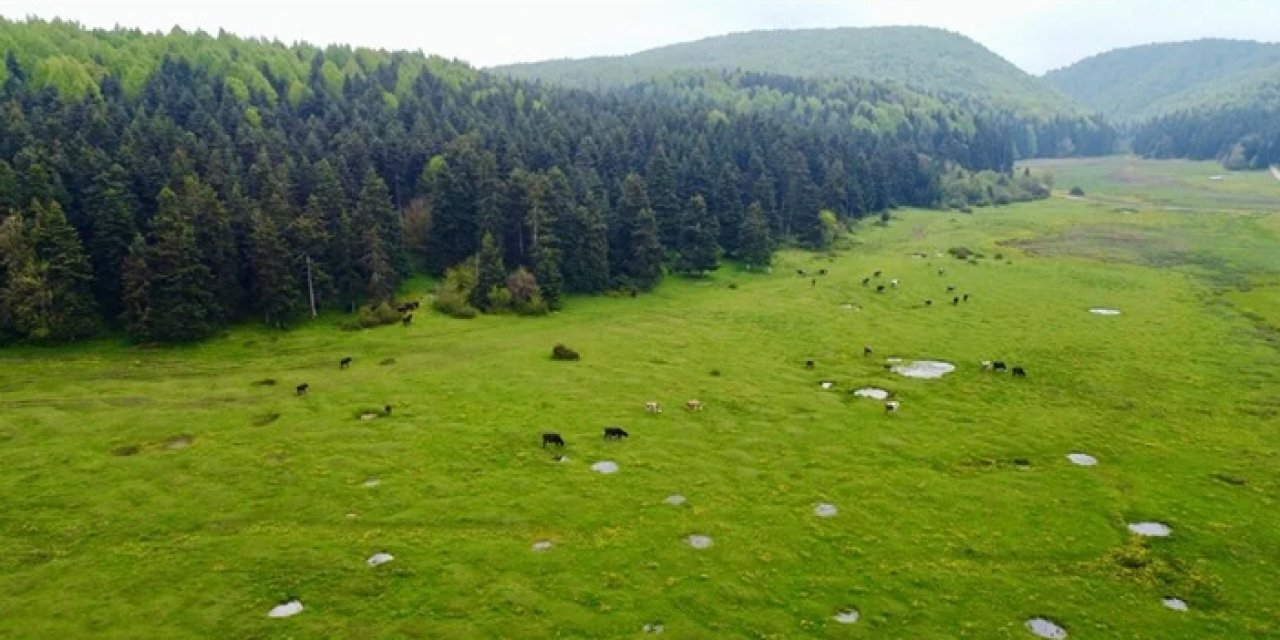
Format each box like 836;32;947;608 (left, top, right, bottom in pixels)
305;255;317;318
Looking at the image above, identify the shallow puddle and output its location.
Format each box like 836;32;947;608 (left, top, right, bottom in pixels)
367;552;394;567
852;387;889;400
591;461;619;474
268;600;303;618
363;478;381;487
643;622;664;634
1089;308;1121;316
1128;522;1172;537
664;494;687;506
1066;453;1097;466
1025;617;1067;638
685;534;713;549
833;609;859;624
814;503;838;518
891;360;956;379
1162;597;1188;611
532;540;553;552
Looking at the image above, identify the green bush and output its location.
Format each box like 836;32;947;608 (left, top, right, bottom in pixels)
514;291;550;316
339;301;403;330
1069;186;1085;196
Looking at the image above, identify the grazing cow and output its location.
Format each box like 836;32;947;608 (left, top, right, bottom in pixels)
876;285;886;292
685;399;704;411
811;278;816;287
885;400;901;413
818;269;828;275
295;383;309;396
645;401;662;413
946;285;956;292
938;268;945;276
992;361;1007;372
873;270;882;277
604;426;629;439
891;279;900;288
542;433;565;448
340;357;352;369
409;301;420;310
963;293;970;302
1012;366;1027;378
925;299;933;306
981;360;993;371
384;404;393;416
861;277;871;286
805;359;815;369
797;269;806;276
952;297;960;305
402;313;413;326
863;345;873;357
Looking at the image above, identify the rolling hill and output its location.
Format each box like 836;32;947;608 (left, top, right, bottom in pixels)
495;26;1078;116
1044;38;1280;122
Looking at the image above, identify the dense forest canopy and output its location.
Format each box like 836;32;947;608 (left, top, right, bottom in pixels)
0;18;1049;345
494;26;1118;160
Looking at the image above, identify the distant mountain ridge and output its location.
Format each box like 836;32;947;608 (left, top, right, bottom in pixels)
1044;38;1280;121
494;26;1081;116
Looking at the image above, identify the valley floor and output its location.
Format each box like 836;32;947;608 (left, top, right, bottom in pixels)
2;158;1279;638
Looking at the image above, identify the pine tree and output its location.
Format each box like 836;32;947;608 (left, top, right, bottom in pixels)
611;173;651;276
421;154;474;274
248;210;301;327
148;187;216;342
532;227;563;310
676;195;719;276
291;195;335;309
355;168;407;276
472;231;506;310
119;234;153;339
629;206;664;290
561;203;610;294
86;164;137;320
738;201;773;268
182;175;241;321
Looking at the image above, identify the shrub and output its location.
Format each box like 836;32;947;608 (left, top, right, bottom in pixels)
1069;186;1085;196
432;263;479;318
486;285;512;313
947;246;974;260
551;344;580;361
514;291;549;316
339;301;403;330
433;290;478;319
727;282;738;290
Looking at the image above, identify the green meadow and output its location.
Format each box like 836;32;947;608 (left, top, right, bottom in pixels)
2;157;1278;638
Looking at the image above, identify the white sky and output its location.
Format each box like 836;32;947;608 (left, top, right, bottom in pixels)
2;0;1278;74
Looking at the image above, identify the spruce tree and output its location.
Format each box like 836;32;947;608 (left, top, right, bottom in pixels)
472;231;506;310
611;173;651;278
248;210;301;327
119;234;153;340
645;148;681;247
738;201;773;268
291;195;335;309
86;164;137;320
676;195;719;276
147;187;216;342
183;175;241;321
359;226;396;304
532;228;563;310
710;162;743;255
29;200;99;340
628;206;664;290
561;204;609;294
355;168;407;276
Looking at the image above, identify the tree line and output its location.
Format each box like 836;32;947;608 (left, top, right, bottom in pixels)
0;20;1041;344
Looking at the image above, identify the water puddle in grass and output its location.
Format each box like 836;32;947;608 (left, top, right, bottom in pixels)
268;600;304;618
891;360;956;379
367;552;394;567
664;494;687;506
685;534;713;549
1089;308;1122;316
1162;597;1188;611
363;478;381;488
814;503;838;518
643;622;665;634
591;461;619;474
852;387;889;400
164;435;194;450
532;540;554;552
1025;617;1067;638
833;609;860;624
1066;453;1097;466
1128;522;1172;537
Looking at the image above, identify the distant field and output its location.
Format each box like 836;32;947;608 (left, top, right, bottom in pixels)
1021;155;1279;212
2;160;1279;638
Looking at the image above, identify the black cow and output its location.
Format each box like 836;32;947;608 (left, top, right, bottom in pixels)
963;294;970;302
396;304;410;314
925;299;933;306
873;270;882;277
952;297;960;305
861;277;870;286
863;345;873;357
797;269;806;276
604;426;629;440
992;361;1007;372
819;269;828;275
876;285;886;292
946;285;956;292
1012;366;1027;378
296;383;309;396
542;433;565;447
340;357;352;369
811;278;816;287
384;404;393;416
805;359;815;369
402;313;413;326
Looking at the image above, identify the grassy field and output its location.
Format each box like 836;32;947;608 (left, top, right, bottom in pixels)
2;158;1279;638
1021;155;1280;212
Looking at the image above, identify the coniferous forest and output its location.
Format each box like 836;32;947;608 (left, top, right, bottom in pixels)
0;19;1050;344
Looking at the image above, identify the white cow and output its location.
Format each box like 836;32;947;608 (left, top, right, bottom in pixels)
885;400;901;413
645;401;662;413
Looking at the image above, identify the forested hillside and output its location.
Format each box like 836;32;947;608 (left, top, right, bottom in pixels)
0;19;1045;345
494;26;1117;159
1046;39;1280;168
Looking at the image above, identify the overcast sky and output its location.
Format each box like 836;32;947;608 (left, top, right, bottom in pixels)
3;0;1278;74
